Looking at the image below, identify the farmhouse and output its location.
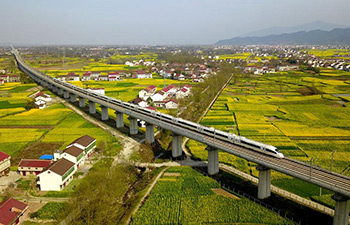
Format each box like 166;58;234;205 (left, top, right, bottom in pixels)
37;158;76;191
162;84;177;97
17;159;52;176
0;198;29;225
138;85;157;100
108;72;120;81
66;135;96;158
176;87;190;99
66;73;80;81
82;72;92;81
164;99;179;109
174;73;185;81
151;91;166;102
35;92;52;102
0;151;10;176
34;99;46;109
135;70;152;79
0;79;4;85
132;97;148;108
98;75;109;81
62;146;85;169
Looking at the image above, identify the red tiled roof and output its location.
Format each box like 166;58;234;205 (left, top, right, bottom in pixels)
184;84;192;89
180;88;188;92
0;198;27;225
18;159;51;168
146;106;156;111
0;151;10;162
108;72;120;75
162;85;175;92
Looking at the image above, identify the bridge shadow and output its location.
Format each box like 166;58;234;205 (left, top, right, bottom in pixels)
193;166;333;225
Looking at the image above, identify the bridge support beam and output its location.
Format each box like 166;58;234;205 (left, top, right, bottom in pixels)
89;101;96;114
115;111;124;128
171;132;182;158
57;88;63;96
63;91;69;99
145;123;155;144
128;117;138;135
52;86;58;93
101;106;109;121
79;98;85;108
70;94;77;103
257;166;271;199
332;194;349;225
206;146;219;175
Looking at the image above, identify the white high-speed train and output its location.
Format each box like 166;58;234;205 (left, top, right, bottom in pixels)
13;50;284;159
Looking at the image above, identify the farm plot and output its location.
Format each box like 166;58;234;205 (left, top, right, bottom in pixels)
132;167;293;225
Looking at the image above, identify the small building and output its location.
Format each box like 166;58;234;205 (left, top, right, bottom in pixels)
34;99;46;109
62;146;85;169
108;72;120;81
162;84;177;97
176;87;190;99
151;91;166;102
0;79;4;85
132;98;148;108
98;75;109;81
9;75;20;83
164;99;179;109
90;72;101;80
135;70;152;79
35;92;52;102
17;159;52;176
174;73;185;81
138;85;157;100
37;158;76;191
82;72;92;81
0;198;29;225
0;151;10;177
66;135;96;158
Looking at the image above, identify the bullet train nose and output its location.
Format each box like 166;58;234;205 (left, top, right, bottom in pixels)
277;152;284;159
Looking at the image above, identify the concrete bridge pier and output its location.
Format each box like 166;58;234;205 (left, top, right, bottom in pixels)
101;106;109;121
115;111;124;128
171;132;182;158
206;146;219;175
257;165;271;199
57;88;63;96
79;98;85;108
145;123;155;144
89;101;96;114
52;86;58;93
63;90;69;99
70;94;77;103
332;194;349;225
128;117;138;135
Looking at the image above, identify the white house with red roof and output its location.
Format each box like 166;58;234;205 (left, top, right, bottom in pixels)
66;135;96;158
82;72;92;81
0;198;29;225
98;75;109;81
164;99;179;109
174;73;185;81
17;159;52;176
37;158;76;191
66;73;80;81
151;91;166;102
135;70;152;79
138;85;157;100
35;92;52;102
132;98;149;108
0;79;4;85
162;84;177;97
0;151;10;177
176;87;190;99
108;72;121;81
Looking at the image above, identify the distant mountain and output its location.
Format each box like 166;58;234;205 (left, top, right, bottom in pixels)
216;28;350;46
241;21;348;37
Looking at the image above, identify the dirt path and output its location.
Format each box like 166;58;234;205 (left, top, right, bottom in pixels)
125;167;168;225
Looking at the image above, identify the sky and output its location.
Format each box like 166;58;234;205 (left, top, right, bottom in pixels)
1;0;350;45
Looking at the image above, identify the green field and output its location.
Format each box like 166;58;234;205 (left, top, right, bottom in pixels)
187;69;350;208
132;167;294;225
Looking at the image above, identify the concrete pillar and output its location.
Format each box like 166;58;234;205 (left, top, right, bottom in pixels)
79;98;85;108
257;166;271;199
128;117;138;135
145;123;155;144
70;94;77;102
52;86;57;93
171;132;182;158
206;146;219;175
115;111;124;128
89;101;96;114
57;88;63;96
63;90;69;99
332;194;349;225
101;106;109;121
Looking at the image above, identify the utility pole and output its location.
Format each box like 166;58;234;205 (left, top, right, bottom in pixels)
330;150;336;173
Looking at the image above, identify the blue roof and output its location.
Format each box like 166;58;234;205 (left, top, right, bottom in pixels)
39;154;53;160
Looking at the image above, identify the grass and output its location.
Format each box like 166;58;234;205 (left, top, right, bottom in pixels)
132;167;294;225
30;202;68;220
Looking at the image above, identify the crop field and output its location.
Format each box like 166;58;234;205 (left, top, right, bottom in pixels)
187;69;350;207
132;167;294;225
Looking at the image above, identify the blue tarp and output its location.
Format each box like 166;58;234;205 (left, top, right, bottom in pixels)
39;154;53;160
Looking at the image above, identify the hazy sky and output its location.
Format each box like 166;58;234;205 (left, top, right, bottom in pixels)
1;0;350;45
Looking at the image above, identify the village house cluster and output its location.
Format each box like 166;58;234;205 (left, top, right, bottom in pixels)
33;92;52;109
0;74;20;85
134;84;192;109
306;57;350;71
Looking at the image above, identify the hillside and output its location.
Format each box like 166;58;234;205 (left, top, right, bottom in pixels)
216;28;350;45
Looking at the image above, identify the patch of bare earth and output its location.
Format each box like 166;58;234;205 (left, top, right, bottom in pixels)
212;188;240;200
266;116;282;121
163;172;181;177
